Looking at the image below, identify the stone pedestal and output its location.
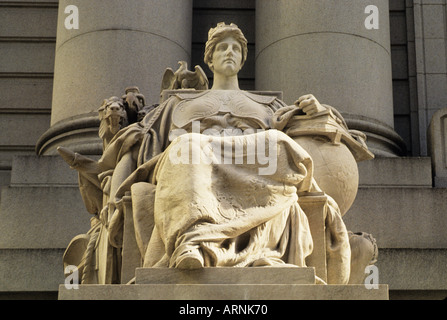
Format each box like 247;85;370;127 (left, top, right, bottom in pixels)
58;267;389;300
255;0;405;156
0;156;91;294
36;0;193;156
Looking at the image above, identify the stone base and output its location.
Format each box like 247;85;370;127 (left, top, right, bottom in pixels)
58;283;389;300
59;284;389;300
58;267;389;300
135;267;316;285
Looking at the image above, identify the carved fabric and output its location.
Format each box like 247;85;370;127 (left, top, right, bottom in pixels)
99;90;351;283
144;131;314;268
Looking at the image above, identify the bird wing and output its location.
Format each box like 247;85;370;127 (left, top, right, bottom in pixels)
179;65;209;89
194;65;209;90
161;68;176;93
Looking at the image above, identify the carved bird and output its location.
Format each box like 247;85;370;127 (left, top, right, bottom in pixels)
161;61;209;94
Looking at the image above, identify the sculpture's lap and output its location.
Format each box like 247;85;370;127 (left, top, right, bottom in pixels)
144;131;315;268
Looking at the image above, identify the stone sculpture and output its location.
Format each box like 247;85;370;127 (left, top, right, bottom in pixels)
60;22;377;286
161;60;209;95
98;96;128;150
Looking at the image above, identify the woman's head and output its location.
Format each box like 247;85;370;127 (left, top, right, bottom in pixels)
204;22;248;73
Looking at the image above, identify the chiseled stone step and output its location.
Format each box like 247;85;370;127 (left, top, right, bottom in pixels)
58;283;389;300
60;267;388;300
135;267;316;285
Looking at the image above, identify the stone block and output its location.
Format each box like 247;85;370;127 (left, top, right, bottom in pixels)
377;248;447;290
10;155;78;186
0;186;91;249
0;6;57;38
0;248;64;292
424;38;447;74
59;267;388;300
0;42;55;73
345;187;447;248
58;283;389;300
426;74;447;110
421;4;446;38
135;267;316;285
357;157;432;187
298;194;327;282
0;113;50;146
0;77;53;111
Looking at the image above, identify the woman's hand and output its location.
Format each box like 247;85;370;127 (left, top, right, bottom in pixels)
294;94;326;116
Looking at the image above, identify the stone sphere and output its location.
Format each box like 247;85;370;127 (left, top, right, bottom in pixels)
294;136;359;216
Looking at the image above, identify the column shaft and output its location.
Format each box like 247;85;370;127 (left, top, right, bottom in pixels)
256;0;405;156
37;0;193;155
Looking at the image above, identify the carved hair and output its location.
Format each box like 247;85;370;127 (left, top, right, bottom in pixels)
204;22;248;71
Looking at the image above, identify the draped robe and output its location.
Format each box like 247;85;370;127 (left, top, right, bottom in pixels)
98;90;350;283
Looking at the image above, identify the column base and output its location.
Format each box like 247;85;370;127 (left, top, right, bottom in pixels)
343;114;407;157
35;113;102;156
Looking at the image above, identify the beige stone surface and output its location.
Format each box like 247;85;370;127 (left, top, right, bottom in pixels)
0;156;90;249
357;157;432;187
135;267;316;285
345;187;447;248
377;248;447;291
0;248;65;292
0;186;90;248
0;113;49;147
9;155;79;186
58;283;389;300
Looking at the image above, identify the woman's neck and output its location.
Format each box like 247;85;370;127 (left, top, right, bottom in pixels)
211;74;240;91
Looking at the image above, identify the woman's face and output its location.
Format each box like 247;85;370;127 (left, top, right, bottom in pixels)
211;36;243;77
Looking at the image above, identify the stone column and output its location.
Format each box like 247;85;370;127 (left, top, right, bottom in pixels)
37;0;193;155
255;0;405;156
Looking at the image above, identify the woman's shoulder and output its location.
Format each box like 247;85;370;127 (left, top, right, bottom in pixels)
165;90;210;101
241;91;287;107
